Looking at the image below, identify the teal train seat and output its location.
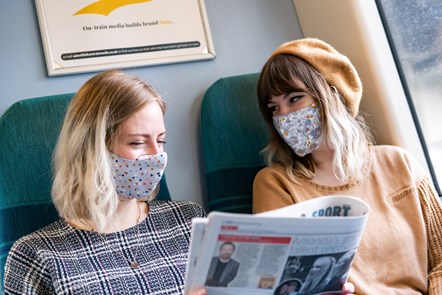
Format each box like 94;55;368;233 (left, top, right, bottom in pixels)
200;73;269;213
0;94;171;291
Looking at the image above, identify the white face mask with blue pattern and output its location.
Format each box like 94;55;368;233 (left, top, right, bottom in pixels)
272;103;323;157
109;152;167;199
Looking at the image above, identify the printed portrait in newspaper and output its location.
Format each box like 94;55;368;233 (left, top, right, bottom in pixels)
258;274;276;289
277;250;356;295
274;279;302;295
205;241;240;287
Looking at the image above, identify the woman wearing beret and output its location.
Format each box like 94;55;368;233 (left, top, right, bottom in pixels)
253;38;442;294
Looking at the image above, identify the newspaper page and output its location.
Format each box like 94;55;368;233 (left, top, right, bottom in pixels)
184;218;208;295
185;195;370;295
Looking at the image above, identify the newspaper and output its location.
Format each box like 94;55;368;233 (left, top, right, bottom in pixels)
184;195;370;295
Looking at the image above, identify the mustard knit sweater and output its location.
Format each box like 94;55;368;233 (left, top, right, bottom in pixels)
253;145;442;294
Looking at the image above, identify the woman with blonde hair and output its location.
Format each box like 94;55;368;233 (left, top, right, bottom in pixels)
253;38;442;294
4;70;206;294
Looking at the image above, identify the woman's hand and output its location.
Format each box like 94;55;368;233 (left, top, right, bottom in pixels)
323;282;355;295
342;282;355;294
189;288;206;295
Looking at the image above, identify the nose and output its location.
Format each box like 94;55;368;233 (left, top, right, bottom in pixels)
277;104;292;116
147;140;162;155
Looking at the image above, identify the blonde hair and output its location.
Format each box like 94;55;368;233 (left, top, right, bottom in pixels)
257;54;373;183
52;70;166;230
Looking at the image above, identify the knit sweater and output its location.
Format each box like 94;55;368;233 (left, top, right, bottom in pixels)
4;200;206;295
253;145;442;294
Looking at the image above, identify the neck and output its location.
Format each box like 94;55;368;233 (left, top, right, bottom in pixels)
111;199;145;231
310;146;345;186
219;257;230;263
67;199;149;233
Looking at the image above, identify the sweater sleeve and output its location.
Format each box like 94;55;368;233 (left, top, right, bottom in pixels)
418;176;442;294
4;238;54;295
252;167;295;213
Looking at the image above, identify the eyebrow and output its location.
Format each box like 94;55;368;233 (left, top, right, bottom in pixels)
126;131;167;138
268;91;306;103
268;93;290;104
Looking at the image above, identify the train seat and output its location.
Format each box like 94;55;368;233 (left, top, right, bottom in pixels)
199;73;268;213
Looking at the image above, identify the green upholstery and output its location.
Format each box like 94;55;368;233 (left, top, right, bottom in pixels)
200;73;269;213
0;94;171;291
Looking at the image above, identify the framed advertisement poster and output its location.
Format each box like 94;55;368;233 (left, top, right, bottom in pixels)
35;0;216;76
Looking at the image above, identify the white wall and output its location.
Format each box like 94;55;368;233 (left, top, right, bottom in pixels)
0;1;302;209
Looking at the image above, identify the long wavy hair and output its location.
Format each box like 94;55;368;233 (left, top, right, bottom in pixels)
257;54;373;183
52;70;166;230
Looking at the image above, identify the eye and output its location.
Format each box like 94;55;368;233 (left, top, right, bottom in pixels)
267;104;278;114
157;139;167;146
130;141;145;146
289;95;303;104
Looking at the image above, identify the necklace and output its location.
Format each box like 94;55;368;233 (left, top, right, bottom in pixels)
81;201;143;270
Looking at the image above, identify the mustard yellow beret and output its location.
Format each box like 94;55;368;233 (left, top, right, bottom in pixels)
270;38;362;117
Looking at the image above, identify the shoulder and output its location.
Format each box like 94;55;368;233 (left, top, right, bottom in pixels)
370;145;429;188
149;200;206;218
253;164;294;192
372;144;413;159
371;145;425;174
7;220;65;260
254;164;288;182
253;165;298;213
231;259;240;266
4;222;65;294
12;220;65;246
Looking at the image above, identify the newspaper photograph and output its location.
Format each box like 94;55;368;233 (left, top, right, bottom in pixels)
185;195;370;295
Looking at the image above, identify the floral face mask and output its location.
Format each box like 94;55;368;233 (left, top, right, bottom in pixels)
110;152;167;199
272;103;323;157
